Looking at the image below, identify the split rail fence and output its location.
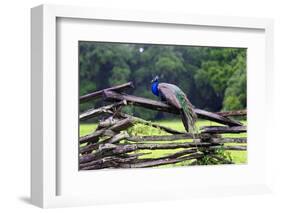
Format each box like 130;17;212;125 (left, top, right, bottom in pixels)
79;82;247;170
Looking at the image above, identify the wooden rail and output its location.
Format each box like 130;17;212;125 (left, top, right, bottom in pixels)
80;82;134;103
103;90;242;126
216;110;247;117
78;82;247;170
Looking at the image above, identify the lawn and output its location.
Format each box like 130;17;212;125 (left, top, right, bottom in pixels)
80;119;247;167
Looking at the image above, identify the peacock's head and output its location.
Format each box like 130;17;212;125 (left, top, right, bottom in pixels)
151;75;159;83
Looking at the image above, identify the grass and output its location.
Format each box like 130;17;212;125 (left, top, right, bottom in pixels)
80;119;247;166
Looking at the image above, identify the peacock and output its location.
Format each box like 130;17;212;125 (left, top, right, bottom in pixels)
151;76;197;133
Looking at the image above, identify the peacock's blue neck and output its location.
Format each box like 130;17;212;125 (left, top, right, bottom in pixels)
151;81;159;96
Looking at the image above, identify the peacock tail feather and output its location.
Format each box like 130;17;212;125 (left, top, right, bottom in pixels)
153;81;197;135
174;88;197;135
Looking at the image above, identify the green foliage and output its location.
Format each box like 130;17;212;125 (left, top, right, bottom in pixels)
223;52;247;110
79;42;247;118
127;123;163;136
196;146;233;165
223;96;243;111
109;67;130;85
194;48;246;111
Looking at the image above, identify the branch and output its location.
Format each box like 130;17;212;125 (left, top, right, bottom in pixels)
80;82;134;103
104;90;175;112
79;101;126;121
140;148;199;161
119;153;204;168
216;137;247;143
208;145;247;151
80;152;151;170
200;126;247;134
126;134;247;143
103;91;242;126
126;134;194;142
80;155;138;170
79;142;209;164
79;117;134;144
81;152;204;170
113;142;215;151
80;136;247;164
98;117;120;128
194;109;243;126
79;129;116;144
216;110;247;117
80;132;128;154
119;113;185;134
80;133;246;156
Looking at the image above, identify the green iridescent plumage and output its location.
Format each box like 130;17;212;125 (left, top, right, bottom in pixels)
152;82;197;134
174;87;197;134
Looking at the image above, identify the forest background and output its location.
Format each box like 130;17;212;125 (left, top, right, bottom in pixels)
79;42;246;120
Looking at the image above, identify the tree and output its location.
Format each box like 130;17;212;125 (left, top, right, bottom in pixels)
79;42;247;120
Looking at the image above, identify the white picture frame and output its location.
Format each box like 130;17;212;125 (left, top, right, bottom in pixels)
31;4;274;208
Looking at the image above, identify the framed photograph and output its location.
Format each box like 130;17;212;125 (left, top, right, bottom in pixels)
31;4;274;208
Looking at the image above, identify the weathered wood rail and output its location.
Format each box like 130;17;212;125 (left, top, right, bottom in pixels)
80;82;134;103
216;109;247;117
79;82;247;170
103;90;243;126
